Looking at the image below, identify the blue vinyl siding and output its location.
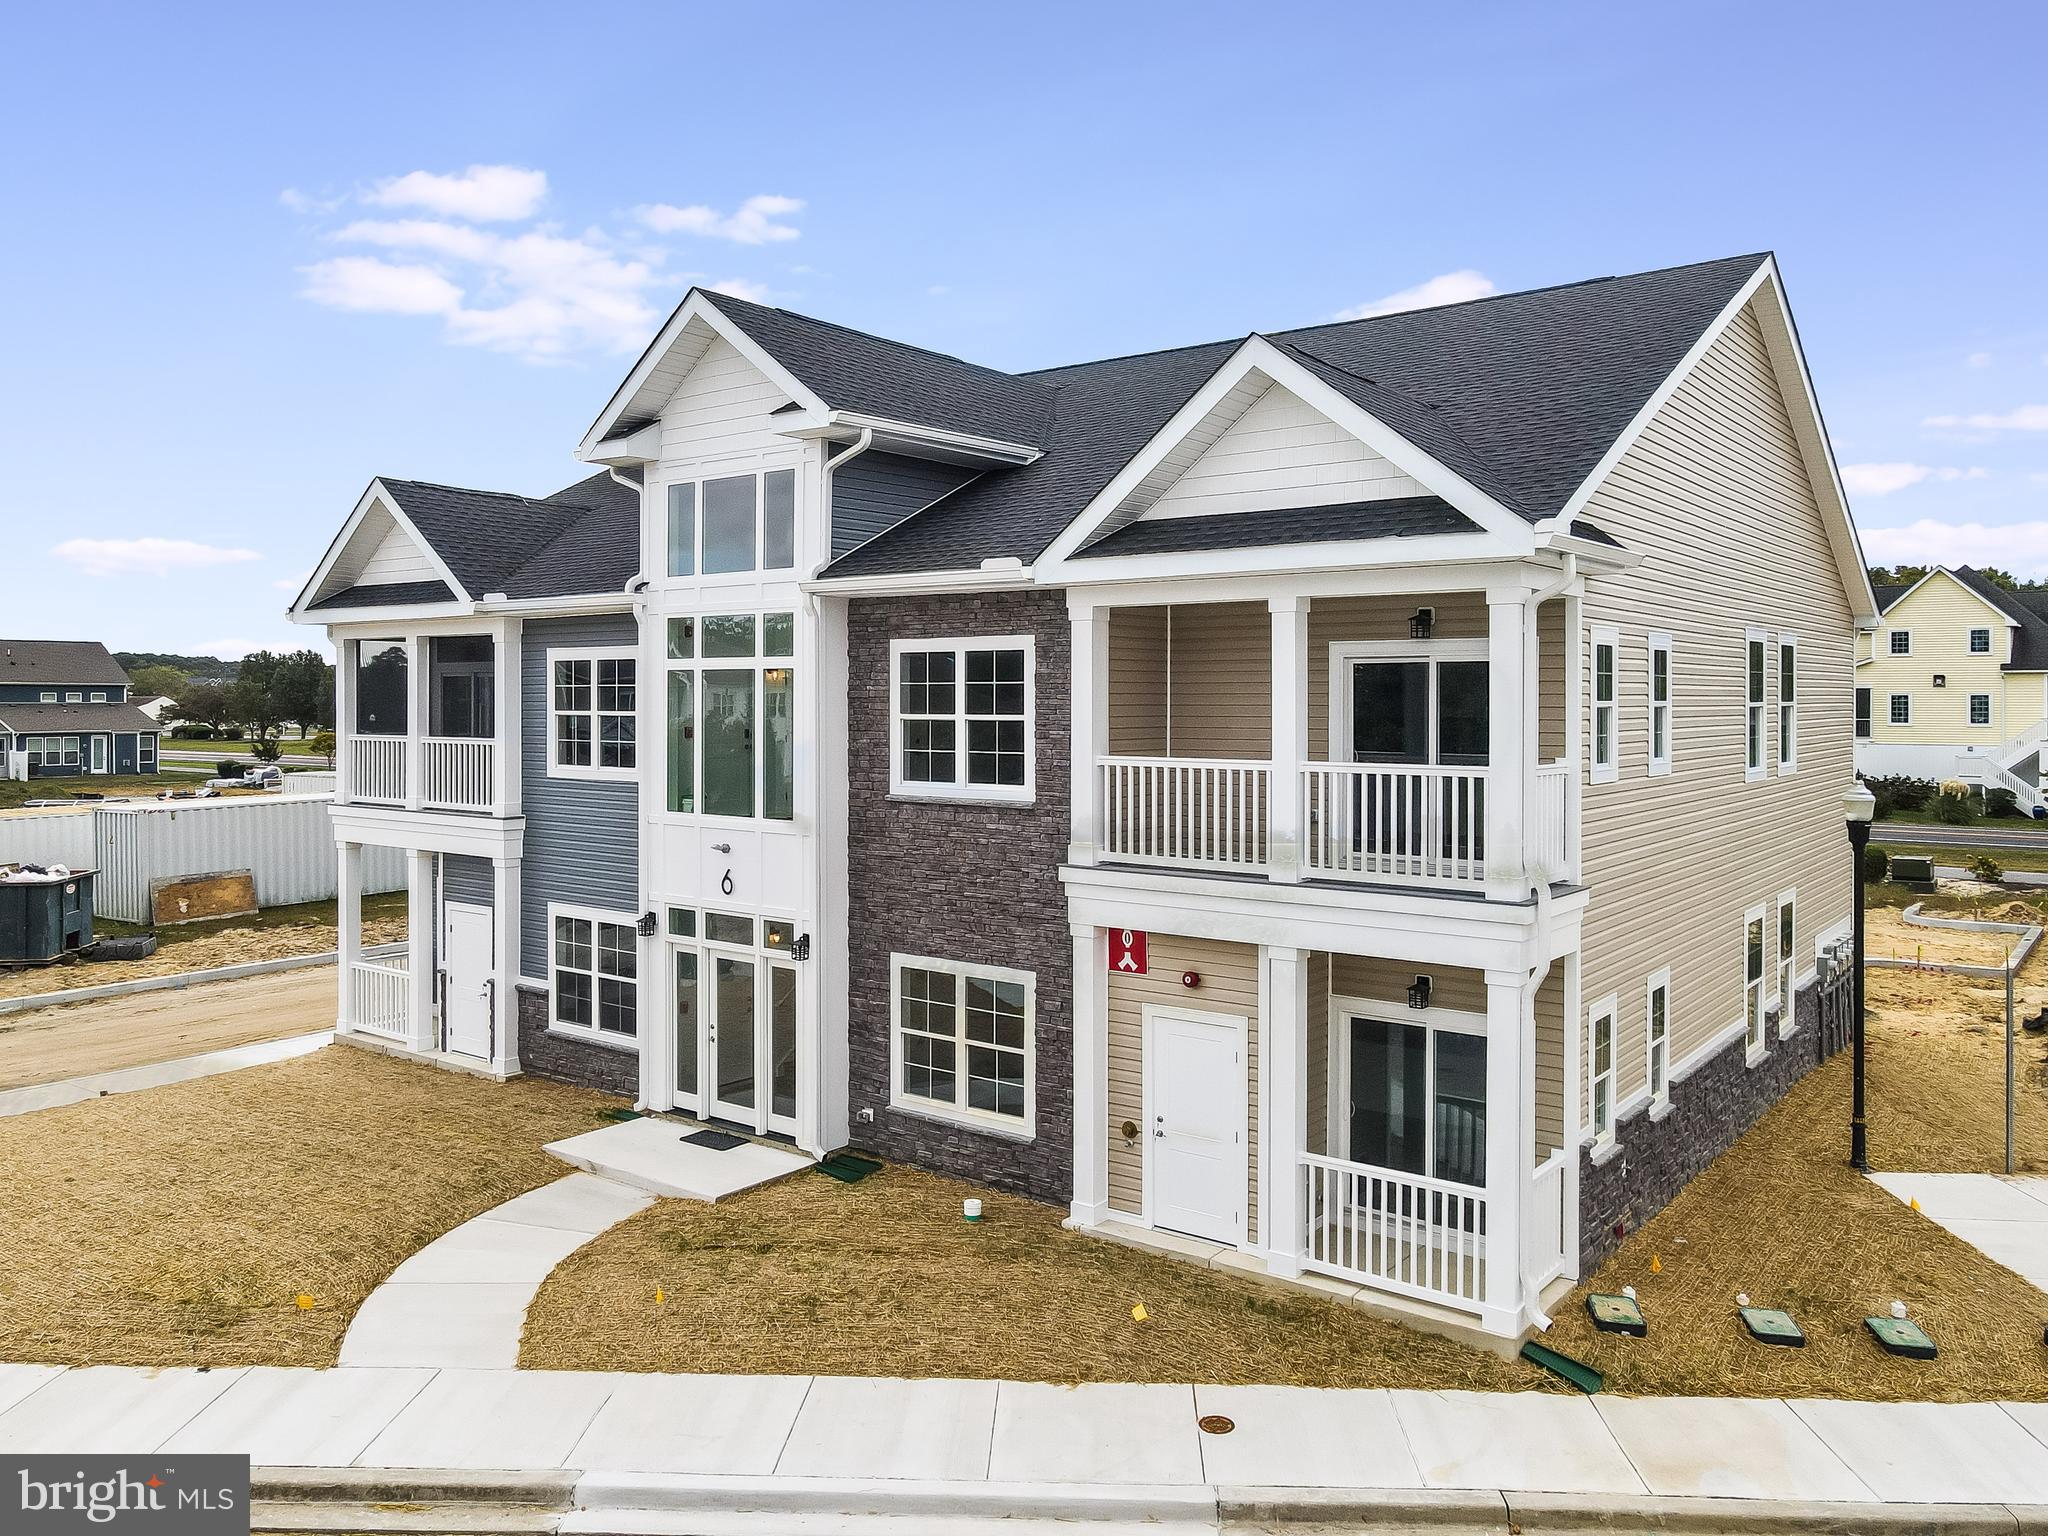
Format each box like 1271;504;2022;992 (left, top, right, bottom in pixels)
519;614;640;977
830;452;980;561
443;853;495;908
0;683;124;704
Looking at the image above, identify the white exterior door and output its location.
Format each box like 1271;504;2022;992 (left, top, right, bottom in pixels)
1145;1006;1247;1245
89;736;107;774
442;901;494;1059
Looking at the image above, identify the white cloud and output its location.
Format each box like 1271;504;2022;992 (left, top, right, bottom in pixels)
1841;462;1990;496
1333;270;1496;322
366;165;547;222
1968;351;1993;368
301;256;463;315
635;194;803;244
53;538;263;579
1864;519;2048;580
1924;404;2048;431
707;277;771;304
279;187;345;216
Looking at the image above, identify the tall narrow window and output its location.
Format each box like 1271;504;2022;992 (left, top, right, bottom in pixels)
1777;890;1796;1029
1745;632;1767;780
762;468;796;570
1647;970;1670;1108
1889;693;1911;726
1745;906;1767;1053
1647;633;1673;776
1590;627;1618;784
1777;635;1797;772
1970;693;1992;726
1589;998;1616;1142
1856;687;1872;739
666;483;696;578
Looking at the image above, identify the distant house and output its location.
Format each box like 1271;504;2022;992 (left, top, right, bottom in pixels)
0;640;162;778
135;694;179;724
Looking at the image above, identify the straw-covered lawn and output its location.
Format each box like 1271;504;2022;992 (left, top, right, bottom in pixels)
0;1046;619;1366
1542;1010;2048;1400
521;1161;1533;1390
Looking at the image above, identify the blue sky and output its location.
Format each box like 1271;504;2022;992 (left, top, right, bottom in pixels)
2;1;2043;660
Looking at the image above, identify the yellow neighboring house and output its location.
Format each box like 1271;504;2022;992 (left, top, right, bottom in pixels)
1856;565;2048;812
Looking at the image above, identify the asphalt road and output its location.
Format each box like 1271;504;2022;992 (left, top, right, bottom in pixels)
1874;820;2048;849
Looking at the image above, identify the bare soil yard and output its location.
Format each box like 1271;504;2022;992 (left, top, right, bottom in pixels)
0;1047;618;1366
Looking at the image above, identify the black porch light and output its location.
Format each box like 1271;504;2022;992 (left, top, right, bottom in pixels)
1409;607;1435;640
1407;974;1433;1010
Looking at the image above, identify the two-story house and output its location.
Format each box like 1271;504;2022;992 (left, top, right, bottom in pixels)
1855;565;2048;812
0;640;161;779
289;252;1875;1344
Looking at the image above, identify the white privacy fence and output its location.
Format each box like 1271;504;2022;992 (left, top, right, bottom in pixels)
0;793;399;923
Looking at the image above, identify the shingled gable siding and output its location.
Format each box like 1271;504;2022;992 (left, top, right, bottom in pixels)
845;589;1073;1202
515;612;642;1093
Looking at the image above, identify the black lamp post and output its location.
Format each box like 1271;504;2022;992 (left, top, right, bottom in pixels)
1845;783;1876;1171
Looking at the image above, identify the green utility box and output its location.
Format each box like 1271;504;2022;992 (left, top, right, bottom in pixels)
0;867;96;965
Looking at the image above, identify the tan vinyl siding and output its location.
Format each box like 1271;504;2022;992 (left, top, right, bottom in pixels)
1306;953;1331;1158
1329;954;1486;1014
1106;936;1260;1231
1534;966;1565;1159
1108;606;1169;754
1166;603;1271;759
1577;300;1855;1118
1538;598;1567;761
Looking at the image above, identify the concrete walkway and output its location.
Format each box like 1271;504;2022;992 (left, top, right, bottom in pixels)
1871;1172;2048;1292
339;1174;654;1369
0;1028;331;1117
2;1364;2048;1514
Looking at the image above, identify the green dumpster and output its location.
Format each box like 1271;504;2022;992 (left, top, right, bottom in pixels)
0;867;96;965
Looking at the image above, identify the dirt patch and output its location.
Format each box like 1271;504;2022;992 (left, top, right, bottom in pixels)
520;1160;1534;1390
0;912;406;1001
0;1046;621;1366
1862;903;2033;969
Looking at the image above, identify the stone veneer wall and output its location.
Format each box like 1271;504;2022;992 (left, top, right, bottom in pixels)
845;589;1073;1204
516;984;639;1098
1579;980;1843;1273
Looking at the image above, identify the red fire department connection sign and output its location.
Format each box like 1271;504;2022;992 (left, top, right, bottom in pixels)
1109;928;1147;974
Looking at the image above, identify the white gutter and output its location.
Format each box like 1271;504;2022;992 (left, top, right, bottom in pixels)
801;561;1036;599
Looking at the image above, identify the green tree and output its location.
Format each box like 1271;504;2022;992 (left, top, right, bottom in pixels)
126;663;187;700
267;649;334;736
308;728;336;766
172;678;235;734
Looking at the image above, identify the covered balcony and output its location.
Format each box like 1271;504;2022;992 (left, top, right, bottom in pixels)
1071;586;1575;900
337;629;518;817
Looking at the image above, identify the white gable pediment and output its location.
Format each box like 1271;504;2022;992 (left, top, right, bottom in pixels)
1139;378;1430;522
296;485;466;614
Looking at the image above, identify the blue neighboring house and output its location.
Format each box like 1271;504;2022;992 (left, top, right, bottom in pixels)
0;639;161;778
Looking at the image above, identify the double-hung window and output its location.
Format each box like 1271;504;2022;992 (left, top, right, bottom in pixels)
1647;969;1671;1109
1970;694;1993;727
1589;626;1618;784
891;636;1034;801
1889;693;1911;726
549;649;636;778
891;953;1035;1134
1589;995;1617;1143
1776;890;1796;1031
664;612;795;820
1777;634;1797;772
550;907;639;1041
665;467;797;578
1647;632;1673;776
1744;905;1767;1054
1969;627;1992;655
1889;629;1911;656
1745;630;1767;781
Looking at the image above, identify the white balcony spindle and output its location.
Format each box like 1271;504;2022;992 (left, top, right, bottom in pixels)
1097;757;1271;874
348;955;411;1039
1297;1152;1489;1309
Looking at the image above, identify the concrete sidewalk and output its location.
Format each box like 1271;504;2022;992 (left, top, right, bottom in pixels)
3;1363;2047;1515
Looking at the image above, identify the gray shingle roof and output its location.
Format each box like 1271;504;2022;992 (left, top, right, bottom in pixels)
1871;584;1910;611
1948;567;2048;671
0;639;130;688
1079;497;1474;557
705;253;1771;579
0;700;158;734
308;579;456;612
375;470;641;602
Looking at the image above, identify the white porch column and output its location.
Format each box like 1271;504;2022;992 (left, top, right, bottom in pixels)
492;619;521;817
334;639;355;804
1560;949;1584;1279
1563;592;1584;882
1482;968;1527;1332
1268;598;1310;883
404;637;428;812
492;855;522;1072
1485;593;1529;901
406;849;436;1051
337;838;362;1031
1265;946;1309;1276
1068;599;1109;866
1069;923;1110;1226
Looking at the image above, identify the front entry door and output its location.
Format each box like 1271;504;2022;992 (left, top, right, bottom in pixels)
1145;1006;1247;1244
89;736;107;775
710;953;759;1123
441;901;493;1059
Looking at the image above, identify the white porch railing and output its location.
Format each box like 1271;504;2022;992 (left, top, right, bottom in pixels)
350;736;407;805
1523;1150;1569;1292
349;954;410;1039
1300;1152;1488;1307
1100;756;1270;873
1529;763;1570;879
1302;764;1487;886
420;737;496;812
